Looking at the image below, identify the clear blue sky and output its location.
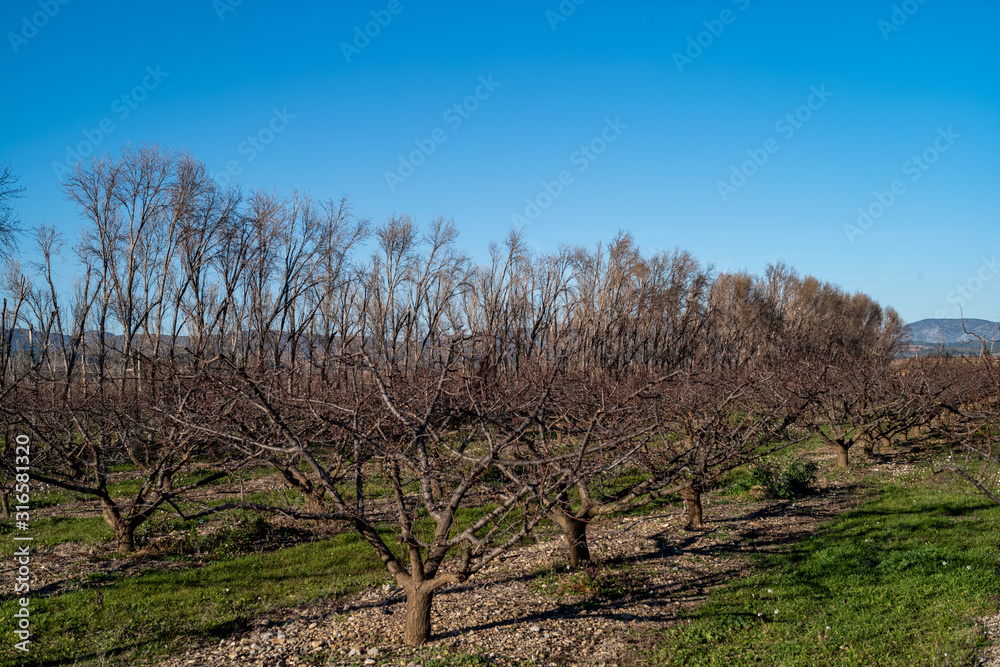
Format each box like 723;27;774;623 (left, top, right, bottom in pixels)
2;0;998;323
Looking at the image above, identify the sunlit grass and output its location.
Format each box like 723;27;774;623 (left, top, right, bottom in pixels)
0;515;112;558
0;531;390;667
649;476;1000;666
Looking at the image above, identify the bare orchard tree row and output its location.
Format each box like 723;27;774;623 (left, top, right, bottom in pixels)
932;336;1000;502
1;145;913;645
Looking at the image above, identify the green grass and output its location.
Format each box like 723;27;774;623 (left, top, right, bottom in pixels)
245;487;308;507
0;515;112;557
0;531;390;667
26;488;73;509
421;651;519;665
532;560;644;604
105;478;143;497
715;465;758;497
648;476;1000;666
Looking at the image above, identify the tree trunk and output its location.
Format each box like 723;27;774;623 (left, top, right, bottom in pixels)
101;502;136;554
403;584;434;646
551;512;591;568
114;522;136;554
834;443;850;469
680;485;704;530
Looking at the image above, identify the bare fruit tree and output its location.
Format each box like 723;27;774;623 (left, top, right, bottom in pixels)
169;220;590;645
935;332;1000;503
2;143;920;648
1;146;252;553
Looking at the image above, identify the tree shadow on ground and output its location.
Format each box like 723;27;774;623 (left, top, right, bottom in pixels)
350;483;875;640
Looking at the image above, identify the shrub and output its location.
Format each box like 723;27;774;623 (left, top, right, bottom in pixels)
205;514;274;558
749;456;820;499
534;561;635;599
174;513;276;559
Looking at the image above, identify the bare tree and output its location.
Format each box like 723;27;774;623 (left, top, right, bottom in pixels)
177;325;577;646
6;142;922;648
165;218;629;645
0;163;25;258
935;328;1000;502
1;147;263;553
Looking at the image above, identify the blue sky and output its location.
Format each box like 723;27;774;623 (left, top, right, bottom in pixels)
1;0;998;323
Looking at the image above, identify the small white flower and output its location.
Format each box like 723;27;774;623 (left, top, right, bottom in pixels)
774;609;779;615
967;566;971;570
825;626;831;630
767;589;773;593
757;613;762;617
942;561;947;566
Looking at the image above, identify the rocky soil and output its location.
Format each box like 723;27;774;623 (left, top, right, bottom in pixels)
151;472;880;667
981;614;1000;667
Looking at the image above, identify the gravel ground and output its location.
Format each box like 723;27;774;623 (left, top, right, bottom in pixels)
151;478;870;667
980;614;1000;667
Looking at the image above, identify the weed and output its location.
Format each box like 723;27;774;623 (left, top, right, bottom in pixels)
535;561;635;600
749;456;820;499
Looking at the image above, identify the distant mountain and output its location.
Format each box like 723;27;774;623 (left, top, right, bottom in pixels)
903;318;1000;345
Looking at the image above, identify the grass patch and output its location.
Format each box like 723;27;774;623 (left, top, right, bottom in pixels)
0;530;390;666
648;477;1000;665
105;478;143;497
246;487;308;507
0;516;112;557
422;651;514;666
715;466;757;497
533;560;640;604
